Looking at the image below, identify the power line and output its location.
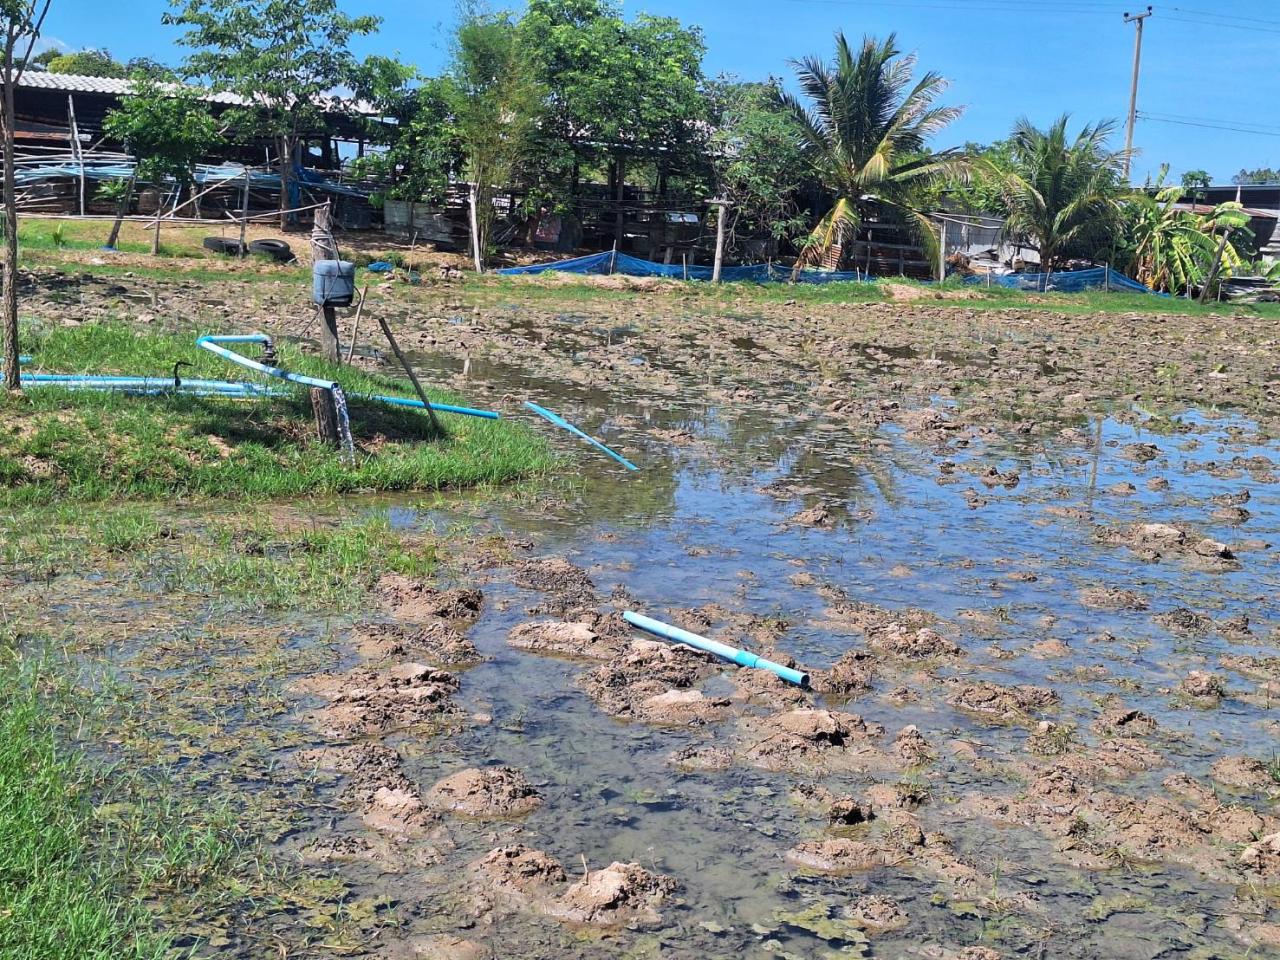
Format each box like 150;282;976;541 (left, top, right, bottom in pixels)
1161;13;1280;34
1137;112;1280;138
1167;5;1280;28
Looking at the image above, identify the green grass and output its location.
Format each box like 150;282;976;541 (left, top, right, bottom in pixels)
171;513;437;610
2;323;550;505
0;658;167;960
470;272;1280;318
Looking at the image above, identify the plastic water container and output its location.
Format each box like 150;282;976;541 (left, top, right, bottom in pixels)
312;260;356;306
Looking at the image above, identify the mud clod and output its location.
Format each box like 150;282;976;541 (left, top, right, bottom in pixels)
471;845;568;895
355;620;483;665
424;766;541;817
945;679;1059;721
548;862;677;926
378;574;484;622
507;618;627;661
580;640;716;720
299;663;459;737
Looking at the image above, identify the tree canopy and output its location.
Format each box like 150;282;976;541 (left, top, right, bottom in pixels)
46;47;123;76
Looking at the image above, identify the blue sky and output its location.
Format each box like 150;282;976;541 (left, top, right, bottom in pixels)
38;0;1280;185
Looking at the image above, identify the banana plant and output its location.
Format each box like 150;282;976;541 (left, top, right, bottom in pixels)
1124;185;1249;294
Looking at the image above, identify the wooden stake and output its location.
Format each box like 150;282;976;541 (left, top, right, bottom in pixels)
344;285;369;364
238;167;249;258
377;316;444;436
468;182;483;273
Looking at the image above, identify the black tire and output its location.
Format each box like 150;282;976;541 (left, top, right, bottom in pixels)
203;236;246;256
249;238;295;262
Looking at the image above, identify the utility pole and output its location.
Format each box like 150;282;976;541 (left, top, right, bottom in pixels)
1122;5;1153;180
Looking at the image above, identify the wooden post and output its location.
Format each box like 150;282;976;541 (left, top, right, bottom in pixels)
468;182;483;273
344;285;368;364
318;306;340;362
1198;230;1231;304
610;239;618;275
310;387;340;446
238;167;250;258
709;198;728;283
67;95;85;217
377;316;444;436
938;218;947;281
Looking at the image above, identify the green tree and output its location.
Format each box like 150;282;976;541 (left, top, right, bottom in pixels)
103;75;219;252
124;56;176;81
705;78;809;256
517;0;706;206
450;11;542;269
349;56;458;205
1;0;53;391
30;45;59;67
1000;115;1127;270
1232;167;1280;185
47;48;123;76
779;32;966;276
937;139;1013;216
164;0;379;229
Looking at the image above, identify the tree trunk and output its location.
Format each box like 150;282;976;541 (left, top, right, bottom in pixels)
105;173;137;250
2;71;20;391
317;306;340;363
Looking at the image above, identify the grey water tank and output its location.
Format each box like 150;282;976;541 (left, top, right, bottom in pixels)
313;260;356;306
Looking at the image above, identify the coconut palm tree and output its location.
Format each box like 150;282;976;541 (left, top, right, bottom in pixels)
1000;115;1128;271
778;32;966;276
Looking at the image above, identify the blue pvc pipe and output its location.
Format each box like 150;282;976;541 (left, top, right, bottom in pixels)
197;334;338;392
524;400;638;471
365;393;500;420
623;611;809;686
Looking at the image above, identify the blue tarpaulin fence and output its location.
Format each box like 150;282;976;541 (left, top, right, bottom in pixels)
498;251;1156;293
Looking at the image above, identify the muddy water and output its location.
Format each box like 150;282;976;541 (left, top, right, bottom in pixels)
279;312;1280;959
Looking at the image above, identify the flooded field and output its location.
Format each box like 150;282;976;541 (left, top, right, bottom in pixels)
7;278;1280;958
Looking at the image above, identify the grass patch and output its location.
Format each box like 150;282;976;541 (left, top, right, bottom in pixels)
171;513;437;610
0;657;167;960
2;323;550;505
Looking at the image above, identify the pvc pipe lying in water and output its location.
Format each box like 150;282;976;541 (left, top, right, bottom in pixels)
523;400;638;471
622;610;809;687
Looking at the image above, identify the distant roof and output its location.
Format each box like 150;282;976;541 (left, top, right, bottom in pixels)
16;71;243;104
14;71;375;115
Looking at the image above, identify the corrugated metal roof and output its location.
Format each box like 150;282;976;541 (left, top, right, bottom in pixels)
16;71;243;104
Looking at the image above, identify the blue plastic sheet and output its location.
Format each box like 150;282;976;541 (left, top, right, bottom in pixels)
498;252;1155;293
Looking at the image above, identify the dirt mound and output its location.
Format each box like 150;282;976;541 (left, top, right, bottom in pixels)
363;785;432;833
514;556;597;613
470;845;567;894
1102;523;1240;569
548;862;677;926
1239;832;1280;877
811;649;876;696
1079;586;1149;611
579;639;715;720
636;687;731;724
843;894;908;930
785;838;895;873
1180;670;1225;699
732;667;813;707
1091;706;1158;738
355;620;483;665
823;601;956;659
788;504;834;528
1211;756;1275;790
507;617;628;661
377;573;484;622
667;744;735;771
894;725;936;764
299;663;459;737
425;766;541;817
1155;607;1213;634
741;708;886;771
295;743;411;801
945;679;1059;721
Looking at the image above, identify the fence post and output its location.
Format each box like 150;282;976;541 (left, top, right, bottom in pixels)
1104;263;1110;292
938;218;947;281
